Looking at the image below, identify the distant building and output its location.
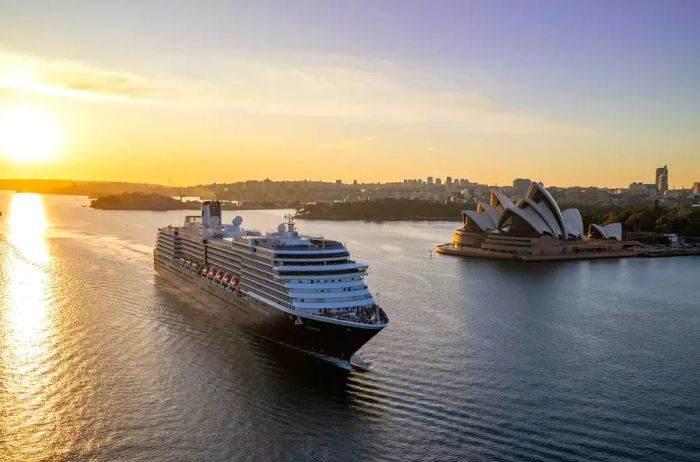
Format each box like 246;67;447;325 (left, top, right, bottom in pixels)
435;178;442;185
427;176;433;186
562;187;611;205
655;165;669;193
664;189;691;199
629;182;657;196
512;178;532;198
446;176;452;186
693;182;700;195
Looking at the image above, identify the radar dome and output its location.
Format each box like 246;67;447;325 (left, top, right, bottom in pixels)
232;216;243;226
277;223;287;233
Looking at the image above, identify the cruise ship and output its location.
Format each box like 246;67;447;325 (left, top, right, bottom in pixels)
154;201;388;367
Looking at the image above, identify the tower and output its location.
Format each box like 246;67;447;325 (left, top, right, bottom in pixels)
655;165;668;194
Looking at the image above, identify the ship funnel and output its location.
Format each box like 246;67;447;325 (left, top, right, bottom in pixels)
209;201;222;222
201;200;222;228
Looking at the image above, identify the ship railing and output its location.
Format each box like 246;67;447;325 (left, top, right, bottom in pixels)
268;243;346;251
159;225;177;234
315;305;388;325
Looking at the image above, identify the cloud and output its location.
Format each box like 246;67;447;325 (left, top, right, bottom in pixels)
0;50;202;101
0;49;596;136
319;136;376;149
207;54;595;136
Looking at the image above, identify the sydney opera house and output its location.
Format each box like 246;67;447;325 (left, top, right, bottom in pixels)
436;182;630;261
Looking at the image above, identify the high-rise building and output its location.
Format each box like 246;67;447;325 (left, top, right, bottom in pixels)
512;178;532;198
435;178;442;185
655;165;669;193
446;176;452;186
693;182;700;195
427;176;434;186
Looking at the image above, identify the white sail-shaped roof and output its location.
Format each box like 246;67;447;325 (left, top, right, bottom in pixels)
589;223;622;241
602;223;622;241
490;189;515;210
588;223;605;239
477;202;503;226
562;208;584;239
498;205;554;236
462;210;497;232
524;198;564;238
525;182;568;239
461;181;622;242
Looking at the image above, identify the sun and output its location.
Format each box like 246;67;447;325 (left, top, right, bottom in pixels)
0;106;62;163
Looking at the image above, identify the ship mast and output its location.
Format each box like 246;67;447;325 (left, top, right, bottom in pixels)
284;211;296;233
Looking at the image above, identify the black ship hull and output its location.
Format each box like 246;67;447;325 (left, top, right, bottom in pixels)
154;257;385;365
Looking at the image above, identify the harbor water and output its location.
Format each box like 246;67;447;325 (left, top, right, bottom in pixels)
1;192;698;461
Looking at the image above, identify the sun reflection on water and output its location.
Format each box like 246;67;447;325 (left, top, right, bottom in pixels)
0;193;59;460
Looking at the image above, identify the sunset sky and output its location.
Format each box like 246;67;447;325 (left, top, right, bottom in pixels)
0;0;698;187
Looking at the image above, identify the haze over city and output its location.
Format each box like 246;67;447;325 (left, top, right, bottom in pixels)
1;0;698;187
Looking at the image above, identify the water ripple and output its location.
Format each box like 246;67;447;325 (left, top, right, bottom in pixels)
1;195;699;461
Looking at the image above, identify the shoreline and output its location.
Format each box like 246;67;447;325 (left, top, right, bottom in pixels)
89;205;283;211
296;215;460;222
436;243;700;261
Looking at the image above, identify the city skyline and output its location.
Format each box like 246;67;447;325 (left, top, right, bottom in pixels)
0;164;693;192
1;1;699;187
